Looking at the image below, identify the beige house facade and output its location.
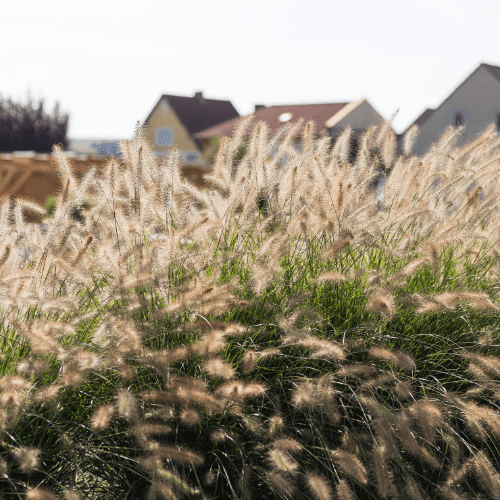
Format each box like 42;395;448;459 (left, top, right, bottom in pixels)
403;63;500;156
324;98;387;140
142;92;239;166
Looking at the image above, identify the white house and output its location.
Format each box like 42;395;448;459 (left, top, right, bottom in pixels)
402;62;500;156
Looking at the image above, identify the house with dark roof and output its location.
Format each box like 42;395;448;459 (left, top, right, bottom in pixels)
401;62;500;156
142;92;239;166
195;98;387;156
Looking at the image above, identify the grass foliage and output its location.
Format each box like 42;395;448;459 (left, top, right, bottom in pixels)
1;117;500;499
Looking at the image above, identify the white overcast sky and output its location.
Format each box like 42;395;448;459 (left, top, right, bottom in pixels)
2;0;499;139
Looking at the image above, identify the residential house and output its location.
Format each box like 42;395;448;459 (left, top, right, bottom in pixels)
68;138;123;157
401;62;500;156
142;92;239;166
195;98;387;158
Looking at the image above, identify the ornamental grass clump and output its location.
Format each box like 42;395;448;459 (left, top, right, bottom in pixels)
0;117;500;497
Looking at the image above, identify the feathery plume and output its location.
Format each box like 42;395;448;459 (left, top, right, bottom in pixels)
26;487;58;500
330;449;368;485
179;408;202;427
305;473;333;500
366;293;396;320
91;404;115;431
14;447;40;472
315;271;347;283
336;479;355;500
268;471;294;496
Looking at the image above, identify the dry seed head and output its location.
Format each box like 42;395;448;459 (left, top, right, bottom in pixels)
408;401;443;444
63;490;82;500
371;445;397;499
267;448;299;475
473;451;500;500
210;430;228;443
305;473;333;500
223;323;246;336
61;369;84;387
117;389;138;421
269;415;285;437
369;346;415;371
389;256;430;284
366;293;396;320
180;408;202;427
136;424;173;436
203;357;235;379
241;351;258;372
296;336;345;360
75;350;100;371
155;445;204;467
416;301;447;314
336;364;377;379
272;438;303;455
315;271;347;283
268;471;294;496
34;385;61;404
0;375;31;391
26;487;58;500
14;447;40;472
243;416;267;438
291;379;316;409
91;404;115;431
330;449;368;485
393;381;414;400
336;479;355;500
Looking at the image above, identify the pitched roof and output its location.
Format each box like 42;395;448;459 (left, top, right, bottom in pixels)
402;62;500;135
144;93;240;135
481;62;500;84
402;108;435;136
194;101;350;139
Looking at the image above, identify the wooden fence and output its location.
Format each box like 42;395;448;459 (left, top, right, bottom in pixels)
0;153;210;221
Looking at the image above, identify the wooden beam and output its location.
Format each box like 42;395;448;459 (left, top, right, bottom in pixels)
2;166;36;199
0;166;15;194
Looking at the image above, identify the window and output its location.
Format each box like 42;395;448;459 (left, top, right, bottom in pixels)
185;152;199;163
454;112;463;127
156;127;173;146
451;110;466;129
494;110;500;131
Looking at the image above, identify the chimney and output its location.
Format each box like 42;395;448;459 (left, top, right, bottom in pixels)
254;104;265;112
194;91;205;103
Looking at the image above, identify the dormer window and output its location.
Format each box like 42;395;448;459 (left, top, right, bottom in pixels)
451;110;466;129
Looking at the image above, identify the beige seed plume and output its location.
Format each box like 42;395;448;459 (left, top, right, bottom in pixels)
315;271;347;283
14;447;40;472
336;479;355;500
268;471;294;496
330;449;368;485
180;408;202;427
26;487;58;500
91;404;115;431
306;473;333;500
204;357;236;379
366;293;396;320
63;490;83;500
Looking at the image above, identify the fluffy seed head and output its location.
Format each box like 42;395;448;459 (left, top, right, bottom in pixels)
91;404;115;431
14;447;40;472
306;473;333;500
366;293;396;320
